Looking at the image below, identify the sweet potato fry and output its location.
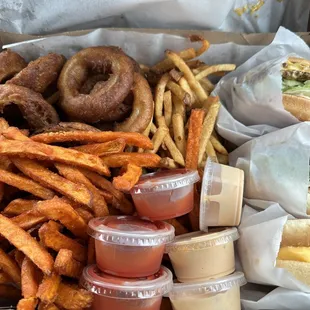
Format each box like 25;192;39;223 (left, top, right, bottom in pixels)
0;271;12;284
3;199;37;216
17;297;38;310
38;302;59;310
12;210;47;231
54;249;84;279
12;158;92;206
35;197;88;239
0;248;21;285
55;163;109;217
113;164;142;192
167;81;191;105
14;250;25;268
21;256;40;298
0;140;110;176
71;139;126;156
38;221;87;262
83;170;134;215
0;214;54;275
87;237;96;265
75;207;94;223
0;284;21;300
36;272;61;303
31;131;153;149
185;109;205;170
101;153;161;168
55;282;93;310
0;169;55;200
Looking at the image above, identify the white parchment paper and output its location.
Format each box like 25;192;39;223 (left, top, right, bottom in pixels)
0;0;309;35
238;203;310;292
230;122;310;218
214;27;310;147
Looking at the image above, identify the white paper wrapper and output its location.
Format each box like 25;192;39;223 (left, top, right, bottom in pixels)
241;284;310;310
238;203;310;292
1;0;309;35
214;27;310;146
230;122;310;218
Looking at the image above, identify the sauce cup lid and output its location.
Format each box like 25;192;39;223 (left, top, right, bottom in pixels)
169;272;246;298
88;216;175;246
81;265;173;299
131;169;200;194
165;228;239;253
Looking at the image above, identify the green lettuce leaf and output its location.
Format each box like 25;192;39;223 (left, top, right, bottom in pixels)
282;79;310;98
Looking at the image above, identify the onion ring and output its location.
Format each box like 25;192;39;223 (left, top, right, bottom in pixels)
0;84;59;130
58;46;134;123
0;49;27;83
115;73;154;133
7;53;66;93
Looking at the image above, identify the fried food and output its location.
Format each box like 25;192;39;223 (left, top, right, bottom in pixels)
21;257;40;298
155;74;171;125
0;169;55;200
0;214;54;274
0;140;110;176
38;221;87;262
38;302;59;310
172;113;186;157
147;118;169;154
163;90;173;127
55;282;93;310
159;157;179;169
186;109;205;170
0;248;21;285
3;199;37;216
101;153;161;168
0;84;59;130
17;297;38;310
167;80;191;105
31;130;153;149
75;207;94;223
36;272;61;304
11;158;92;206
0;49;27;82
12;209;46;231
194;64;236;81
36;121;101;134
72;139;126;156
7;53;66;93
210;134;228;155
54;249;83;279
113;164;142;191
206;140;218;163
58;46;134;123
0;271;12;284
115;73;154;133
35;197;88;239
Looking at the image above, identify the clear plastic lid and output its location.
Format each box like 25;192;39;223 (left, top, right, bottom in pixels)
81;265;173;299
88;216;175;246
131;169;200;194
169;272;246;298
165;228;239;253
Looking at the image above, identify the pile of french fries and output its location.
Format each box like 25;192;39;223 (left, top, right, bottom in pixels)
141;36;236;171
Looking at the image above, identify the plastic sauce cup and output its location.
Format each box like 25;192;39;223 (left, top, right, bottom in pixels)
166;228;239;283
81;265;173;310
88;216;175;278
200;158;244;230
169;272;246;310
130;169;200;221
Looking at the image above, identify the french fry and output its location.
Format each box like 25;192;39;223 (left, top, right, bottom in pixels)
0;117;9;131
169;68;183;82
0;169;55;200
75;207;94;223
165;50;208;104
36;272;61;304
38;221;87;263
72;139;126;156
12;210;46;231
210;134;228;155
21;257;40;298
113;164;142;192
35;197;88;239
0;214;54;275
55;283;93;310
206;141;218;163
195;64;236;81
14;250;25;268
54;249;84;279
185;109;205;170
138;119;153;153
101;153;161;168
0;271;12;284
179;76;196;106
172;113;186;157
159;157;179;169
0;248;21;285
167;81;191;105
198;77;215;94
198;97;220;165
217;153;229;165
163;91;173;127
147;122;169;154
17;297;38;310
38;302;59;310
3;199;37;216
87;237;96;265
189;35;210;56
154;73;170;124
172;94;186;122
12;158;92;206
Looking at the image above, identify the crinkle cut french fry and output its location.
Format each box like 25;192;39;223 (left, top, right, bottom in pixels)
36;272;61;304
113;164;142;192
163;90;173;127
0;248;21;285
0;214;54;275
172;113;186;157
3;199;37;216
21;256;40;298
210;135;228;155
154;73;170;125
166;81;191;106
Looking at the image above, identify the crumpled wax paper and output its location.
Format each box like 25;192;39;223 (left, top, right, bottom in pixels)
230;122;310;218
214;27;310;147
0;0;309;35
